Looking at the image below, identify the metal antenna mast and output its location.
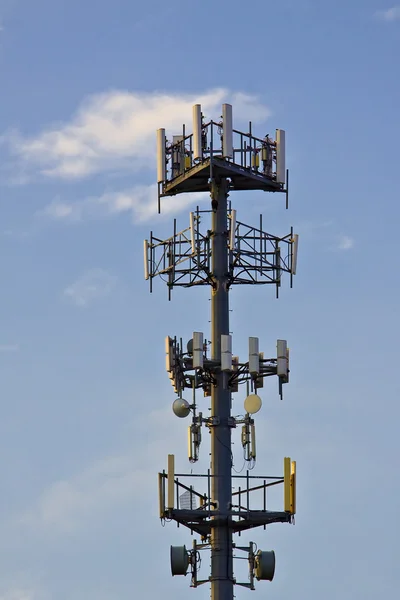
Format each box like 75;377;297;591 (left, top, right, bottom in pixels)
145;104;299;600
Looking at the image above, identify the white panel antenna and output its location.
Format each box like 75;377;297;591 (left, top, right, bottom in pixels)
192;104;202;161
276;129;286;184
241;423;249;456
231;356;239;393
190;212;196;255
188;426;193;462
167;454;175;510
188;424;201;463
291;234;299;275
157;128;166;183
165;336;175;374
193;332;204;369
241;417;257;460
249;337;260;374
221;334;232;371
277;339;288;379
222;103;233;158
144;239;149;281
229;209;236;251
257;352;264;388
172;135;187;179
251;423;256;460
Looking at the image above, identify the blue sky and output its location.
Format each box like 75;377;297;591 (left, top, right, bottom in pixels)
0;0;400;598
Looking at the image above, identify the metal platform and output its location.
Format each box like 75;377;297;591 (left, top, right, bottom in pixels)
168;508;291;537
161;156;283;196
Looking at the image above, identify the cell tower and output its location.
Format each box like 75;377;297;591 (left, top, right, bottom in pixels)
144;103;299;600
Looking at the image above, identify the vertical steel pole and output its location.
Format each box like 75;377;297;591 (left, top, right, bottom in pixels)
210;178;233;600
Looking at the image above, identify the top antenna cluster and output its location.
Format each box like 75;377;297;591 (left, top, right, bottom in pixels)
156;103;287;212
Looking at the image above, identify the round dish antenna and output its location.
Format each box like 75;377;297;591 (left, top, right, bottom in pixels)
244;394;262;415
171;545;189;576
255;550;275;581
172;398;191;418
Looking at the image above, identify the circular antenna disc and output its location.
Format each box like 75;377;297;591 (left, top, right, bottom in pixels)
244;394;262;415
172;398;191;418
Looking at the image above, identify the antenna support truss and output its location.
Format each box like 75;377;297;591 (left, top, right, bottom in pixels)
146;208;297;299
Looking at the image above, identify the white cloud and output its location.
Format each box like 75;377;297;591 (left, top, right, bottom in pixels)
19;407;184;533
63;268;117;307
22;455;142;533
375;6;400;20
42;185;209;224
4;88;271;181
337;235;354;251
43;202;75;220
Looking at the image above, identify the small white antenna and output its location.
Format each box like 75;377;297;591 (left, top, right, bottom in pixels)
275;129;286;184
188;423;201;462
291;234;299;275
144;239;149;281
241;413;257;460
249;337;260;374
232;356;239;393
192;104;202;161
165;336;175;374
157;128;166;183
229;209;236;251
192;332;204;369
167;454;175;510
221;334;232;371
251;423;256;460
277;340;288;380
257;352;264;388
190;212;196;255
222;103;233;158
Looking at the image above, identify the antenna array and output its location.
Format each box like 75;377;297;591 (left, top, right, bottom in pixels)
146;103;299;600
